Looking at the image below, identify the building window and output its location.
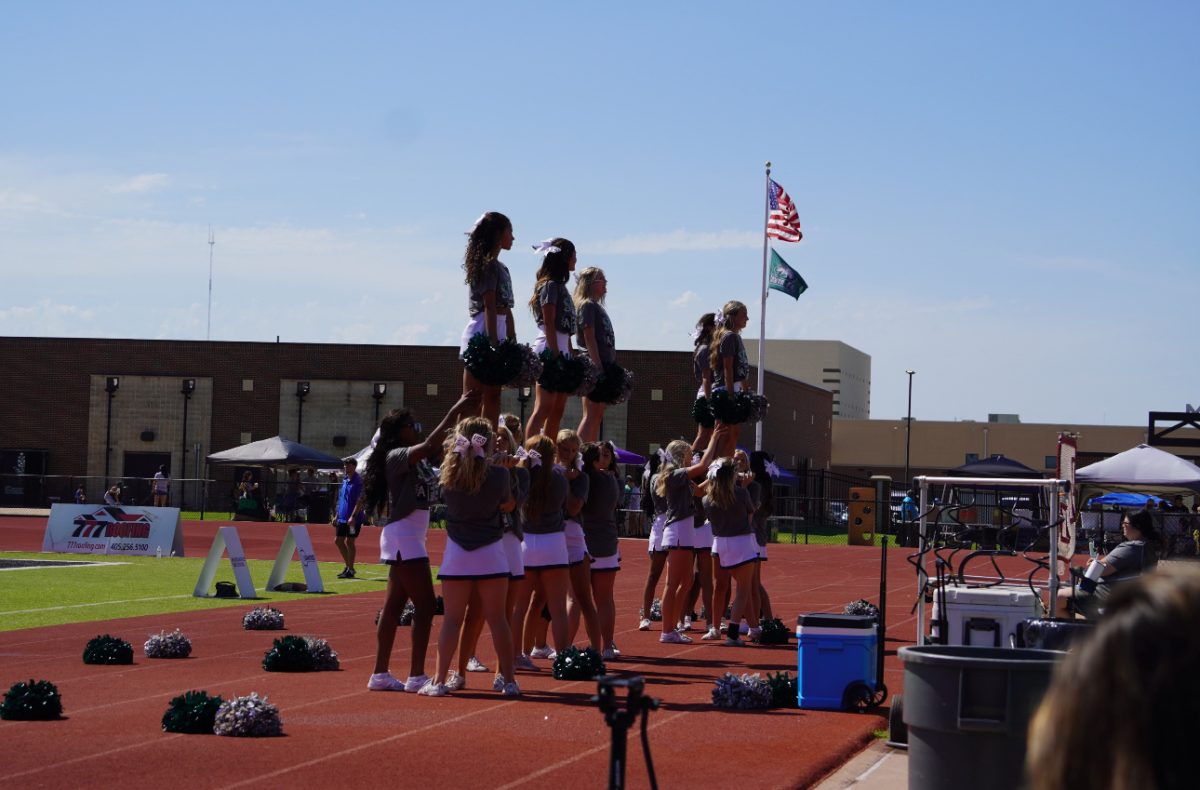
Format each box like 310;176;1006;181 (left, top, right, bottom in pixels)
650;389;663;401
822;379;839;384
241;432;252;444
1045;455;1056;469
426;383;438;396
242;379;254;392
965;453;979;464
822;368;841;373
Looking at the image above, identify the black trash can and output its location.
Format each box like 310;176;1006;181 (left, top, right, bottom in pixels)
900;645;1062;790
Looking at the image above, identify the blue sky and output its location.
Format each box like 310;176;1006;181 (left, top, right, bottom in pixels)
2;2;1196;426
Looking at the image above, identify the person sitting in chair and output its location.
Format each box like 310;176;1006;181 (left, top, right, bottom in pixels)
1056;507;1160;619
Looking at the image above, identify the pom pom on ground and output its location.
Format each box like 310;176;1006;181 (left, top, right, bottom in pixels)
551;646;607;680
767;672;799;709
262;635;316;672
711;672;773;710
649;598;663;622
213;693;283;737
691;396;715;428
374;603;413;627
144;629;193;659
1;679;63;721
586;361;634;405
161;690;222;733
844;600;880;620
754;618;791;645
304;637;340;671
83;634;134;665
242;607;285;630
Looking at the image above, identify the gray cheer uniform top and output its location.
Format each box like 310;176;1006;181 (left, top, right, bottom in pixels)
536;280;578;335
580;471;620;558
747;480;769;546
468;258;515;317
523;470;569;534
564;467;590;522
386;446;435;521
713;333;749;388
653;468;695;525
502;466;530;539
693;345;711;387
576;301;616;364
443;465;510;551
704;486;755;538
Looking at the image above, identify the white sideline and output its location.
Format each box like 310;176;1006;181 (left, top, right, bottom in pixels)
0;561;129;573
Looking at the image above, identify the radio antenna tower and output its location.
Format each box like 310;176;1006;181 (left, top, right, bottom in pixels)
207;226;215;341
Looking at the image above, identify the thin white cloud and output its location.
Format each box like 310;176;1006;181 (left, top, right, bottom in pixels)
111;173;171;194
670;290;699;308
589;229;759;255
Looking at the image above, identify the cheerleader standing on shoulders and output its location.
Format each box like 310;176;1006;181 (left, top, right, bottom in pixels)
580;441;622;659
638;453;668;630
364;393;478;692
710;300;750;458
525;239;577;439
690;312;717;454
509;434;572;668
419;417;519;697
654;433;719;644
574;267;623;443
699;457;758;646
459;211;517;428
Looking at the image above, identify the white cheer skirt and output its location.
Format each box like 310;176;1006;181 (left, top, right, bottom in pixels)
437;537;509;580
380;509;430;563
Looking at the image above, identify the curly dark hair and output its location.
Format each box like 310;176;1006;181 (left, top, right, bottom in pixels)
362;408;414;516
527;238;576;321
749;450;774;518
463;212;511;286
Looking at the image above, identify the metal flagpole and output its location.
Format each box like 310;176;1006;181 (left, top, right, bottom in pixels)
755;161;771;451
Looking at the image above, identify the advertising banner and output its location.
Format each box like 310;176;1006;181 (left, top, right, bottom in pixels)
42;504;184;557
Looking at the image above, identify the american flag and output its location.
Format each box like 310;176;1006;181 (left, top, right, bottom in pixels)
767;179;803;242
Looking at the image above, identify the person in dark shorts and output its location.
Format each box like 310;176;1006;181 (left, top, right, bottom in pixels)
332;458;365;578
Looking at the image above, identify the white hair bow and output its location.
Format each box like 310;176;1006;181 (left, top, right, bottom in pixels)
691;453;702;465
689;326;703;340
706;459;728;481
657;447;671;465
453;434;488;458
526;450;542;468
713;306;728;327
514;447;528;461
765;460;781;478
532;240;561;258
574;454;584;471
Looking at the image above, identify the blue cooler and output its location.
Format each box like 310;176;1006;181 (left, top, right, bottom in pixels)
796;613;877;710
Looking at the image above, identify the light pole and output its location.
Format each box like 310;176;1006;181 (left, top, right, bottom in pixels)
517;385;532;428
904;370;915;489
372;382;387;426
296;381;310;442
103;376;120;485
181;378;195;507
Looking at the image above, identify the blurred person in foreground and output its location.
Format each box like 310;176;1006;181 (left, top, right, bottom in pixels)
1027;565;1198;790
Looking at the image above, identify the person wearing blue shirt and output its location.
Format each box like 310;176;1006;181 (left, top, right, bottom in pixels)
333;458;365;578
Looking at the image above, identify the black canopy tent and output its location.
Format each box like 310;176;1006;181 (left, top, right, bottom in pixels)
205;436;344;520
940;455;1049;535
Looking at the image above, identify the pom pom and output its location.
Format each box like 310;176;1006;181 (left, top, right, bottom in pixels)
1;679;63;721
374;604;412;626
537;350;598;394
262;635;315;672
435;595;445;615
304;637;340;671
161;690;223;733
144;629;193;659
649;598;663;622
710;390;769;425
691;396;715;428
586;361;635;405
551;646;607;680
741;392;770;423
461;334;536;387
505;340;545;389
83;634;134;665
709;389;741;424
754;618;791;645
242;607;285;630
844;600;880;620
213;692;283;737
711;672;773;710
767;671;799;709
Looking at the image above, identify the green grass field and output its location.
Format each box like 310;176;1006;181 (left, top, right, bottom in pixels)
0;551;436;632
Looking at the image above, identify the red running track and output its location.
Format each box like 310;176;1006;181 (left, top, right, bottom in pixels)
1;517;1029;789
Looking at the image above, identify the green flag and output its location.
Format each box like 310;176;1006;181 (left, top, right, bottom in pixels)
768;249;807;300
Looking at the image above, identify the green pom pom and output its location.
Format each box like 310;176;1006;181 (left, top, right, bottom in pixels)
754;618;791;645
1;679;63;720
767;671;799;708
691;396;715;428
161;690;223;733
586;361;634;405
262;635;316;672
462;334;532;387
551;646;607;680
83;634;134;665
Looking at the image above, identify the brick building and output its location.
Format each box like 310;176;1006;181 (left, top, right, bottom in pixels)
0;337;833;507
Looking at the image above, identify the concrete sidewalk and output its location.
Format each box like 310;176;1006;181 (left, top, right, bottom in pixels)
815;740;907;789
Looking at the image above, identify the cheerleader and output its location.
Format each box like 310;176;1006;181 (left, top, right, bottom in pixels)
700;457;758;646
690;312;717;454
459;212;517;428
574;267;619;443
579;441;622;659
638;453;668;630
710;300;750;458
454;424;527;683
419;417;519;697
509;434;572;667
558;429;603;650
747;450;775;630
653;433;718;644
364;393;477;692
525;239;577;439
